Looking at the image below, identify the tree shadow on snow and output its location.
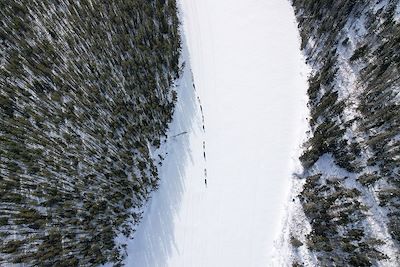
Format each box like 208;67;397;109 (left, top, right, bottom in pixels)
124;39;200;267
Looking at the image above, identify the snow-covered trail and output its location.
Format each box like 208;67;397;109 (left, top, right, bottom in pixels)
125;0;309;266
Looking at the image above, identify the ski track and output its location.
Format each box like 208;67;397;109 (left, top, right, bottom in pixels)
124;0;309;266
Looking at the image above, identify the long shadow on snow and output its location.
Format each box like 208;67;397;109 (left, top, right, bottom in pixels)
124;39;200;267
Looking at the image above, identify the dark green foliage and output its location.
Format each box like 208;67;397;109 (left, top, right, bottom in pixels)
0;0;181;265
292;0;400;264
357;173;381;186
388;214;400;241
292;261;304;267
350;44;369;62
1;240;24;254
299;120;346;168
300;174;388;265
378;189;400;206
290;237;304;248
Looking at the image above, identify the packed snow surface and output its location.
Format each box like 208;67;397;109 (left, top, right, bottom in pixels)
125;0;309;266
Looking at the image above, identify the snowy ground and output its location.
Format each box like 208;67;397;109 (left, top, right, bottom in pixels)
124;0;309;266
